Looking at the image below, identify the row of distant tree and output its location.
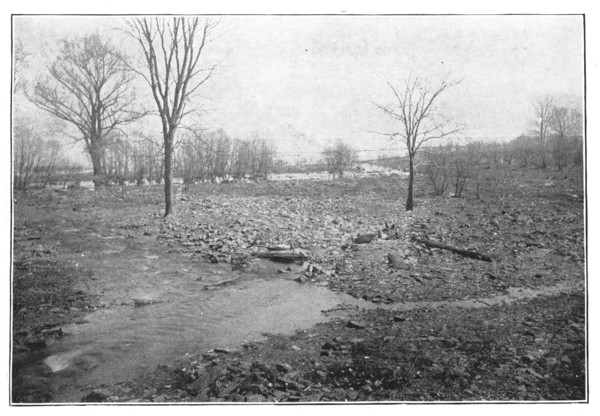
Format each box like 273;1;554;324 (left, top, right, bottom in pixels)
13;126;276;190
421;100;583;199
13;119;86;190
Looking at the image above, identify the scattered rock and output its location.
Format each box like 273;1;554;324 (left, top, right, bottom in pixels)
361;384;373;394
186;365;225;396
353;234;376;244
246;394;267;402
315;370;327;379
24;337;46;350
347;390;359;400
321;341;336;351
82;390;109;402
387;253;410;269
347;320;366;329
276;363;293;373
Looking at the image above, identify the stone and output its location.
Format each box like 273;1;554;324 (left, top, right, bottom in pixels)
347;390;359;400
186;365;224;395
347;320;366;329
361;384;373;394
276;363;293;373
315;370;327;379
82;390;109;402
142;387;157;399
353;234;376;244
308;393;322;402
321;341;336;351
24;337;46;350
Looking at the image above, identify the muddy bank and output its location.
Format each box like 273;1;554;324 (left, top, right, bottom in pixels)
82;290;586;402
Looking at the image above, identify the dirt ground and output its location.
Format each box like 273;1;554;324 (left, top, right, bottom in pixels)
11;166;586;403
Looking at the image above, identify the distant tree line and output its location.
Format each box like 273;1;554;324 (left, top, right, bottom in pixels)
13;116;85;190
417;94;583;200
99;129;276;186
176;130;276;185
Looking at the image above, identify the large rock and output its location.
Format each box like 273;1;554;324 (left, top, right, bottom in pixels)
347;320;367;329
353;233;376;244
82;390;109;402
387;253;410;269
186;364;225;396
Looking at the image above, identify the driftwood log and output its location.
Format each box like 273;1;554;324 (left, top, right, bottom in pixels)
411;236;493;262
252;251;307;263
203;276;243;290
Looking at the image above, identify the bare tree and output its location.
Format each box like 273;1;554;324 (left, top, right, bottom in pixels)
13;116;70;190
530;96;555;169
13;39;30;94
549;106;583;171
375;75;461;211
322;141;358;179
32;33;143;186
423;142;453;196
127;17;218;216
13;120;43;190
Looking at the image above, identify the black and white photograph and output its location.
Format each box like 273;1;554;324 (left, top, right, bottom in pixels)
8;4;590;407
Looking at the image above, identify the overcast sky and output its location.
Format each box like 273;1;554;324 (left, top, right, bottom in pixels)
14;14;584;162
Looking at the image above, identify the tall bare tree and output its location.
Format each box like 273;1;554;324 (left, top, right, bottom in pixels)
32;33;143;186
375;75;461;211
530;96;555;169
127;17;218;216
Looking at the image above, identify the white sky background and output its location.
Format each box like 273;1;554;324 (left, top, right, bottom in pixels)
13;14;583;163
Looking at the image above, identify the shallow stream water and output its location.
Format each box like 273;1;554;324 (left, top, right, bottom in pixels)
14;228;366;402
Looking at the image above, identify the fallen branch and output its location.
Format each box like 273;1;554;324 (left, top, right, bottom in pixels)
252;251;307;263
203;276;243;290
411;236;493;262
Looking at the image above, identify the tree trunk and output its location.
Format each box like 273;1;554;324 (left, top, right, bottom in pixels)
405;154;415;211
90;143;105;188
539;134;547;169
164;131;174;217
